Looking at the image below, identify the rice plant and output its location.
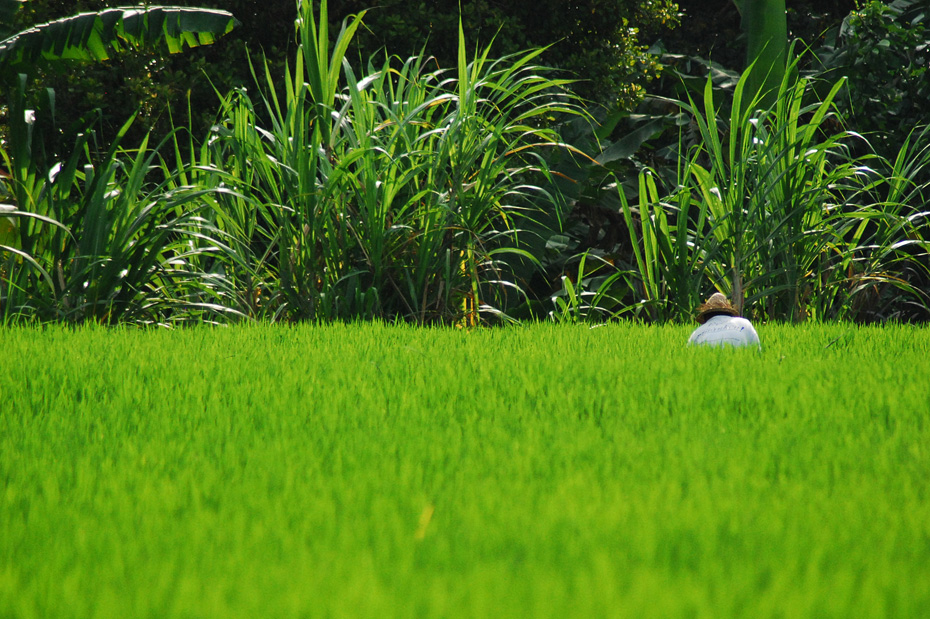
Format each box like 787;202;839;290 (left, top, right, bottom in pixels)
3;323;929;617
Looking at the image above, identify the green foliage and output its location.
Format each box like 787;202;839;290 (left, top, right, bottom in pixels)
618;165;713;321
0;109;232;324
0;0;22;40
0;0;266;155
732;0;788;108
816;0;930;156
3;323;930;616
188;0;585;324
550;46;930;324
334;0;680;108
682;54;853;319
3;1;930;325
0;6;237;78
546;251;629;323
0;0;238;174
665;56;929;321
4;0;678;164
659;0;856;74
0;1;241;323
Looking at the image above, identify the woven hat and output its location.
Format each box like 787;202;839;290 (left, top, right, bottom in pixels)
695;292;739;324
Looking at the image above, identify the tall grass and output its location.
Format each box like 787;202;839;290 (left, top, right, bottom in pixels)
2;3;928;325
1;0;583;325
685;54;860;320
0;79;228;324
613;51;930;323
194;0;583;324
618;161;713;322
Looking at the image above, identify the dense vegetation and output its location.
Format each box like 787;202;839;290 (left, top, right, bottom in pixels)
4;0;679;148
3;4;929;614
1;0;929;325
3;323;930;617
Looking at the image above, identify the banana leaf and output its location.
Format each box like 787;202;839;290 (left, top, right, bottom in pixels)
0;6;237;78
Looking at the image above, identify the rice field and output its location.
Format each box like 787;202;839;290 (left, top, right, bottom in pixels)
2;323;929;618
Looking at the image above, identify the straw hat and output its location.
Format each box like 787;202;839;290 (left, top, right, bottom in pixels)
695;292;739;324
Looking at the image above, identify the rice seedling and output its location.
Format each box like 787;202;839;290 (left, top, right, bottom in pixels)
2;323;929;618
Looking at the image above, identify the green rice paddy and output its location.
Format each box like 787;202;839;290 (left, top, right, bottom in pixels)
2;323;929;618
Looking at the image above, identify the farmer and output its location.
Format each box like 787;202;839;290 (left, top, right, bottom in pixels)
688;293;760;348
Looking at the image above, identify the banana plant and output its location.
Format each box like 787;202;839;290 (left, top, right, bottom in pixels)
1;1;238;320
731;0;788;108
0;2;238;157
0;2;237;79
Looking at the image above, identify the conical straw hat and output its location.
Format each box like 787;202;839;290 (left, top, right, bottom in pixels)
695;292;739;324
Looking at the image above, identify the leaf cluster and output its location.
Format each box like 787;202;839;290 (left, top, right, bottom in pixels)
1;0;590;325
815;0;930;157
334;0;680;108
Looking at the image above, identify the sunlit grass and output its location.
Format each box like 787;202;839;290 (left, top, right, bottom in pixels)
2;323;929;617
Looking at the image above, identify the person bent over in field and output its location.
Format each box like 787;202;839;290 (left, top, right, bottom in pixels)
688;293;760;348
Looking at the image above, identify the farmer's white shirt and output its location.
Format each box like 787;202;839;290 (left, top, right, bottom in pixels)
688;315;760;348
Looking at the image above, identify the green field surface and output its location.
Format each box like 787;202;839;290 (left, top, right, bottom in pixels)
2;323;929;618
